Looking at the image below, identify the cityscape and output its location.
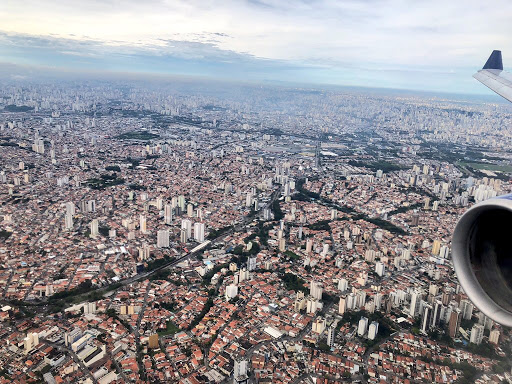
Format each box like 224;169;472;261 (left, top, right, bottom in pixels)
0;73;511;384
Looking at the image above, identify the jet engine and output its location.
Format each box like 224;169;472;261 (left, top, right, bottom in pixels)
452;194;512;327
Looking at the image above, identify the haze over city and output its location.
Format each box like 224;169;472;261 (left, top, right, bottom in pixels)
1;0;512;93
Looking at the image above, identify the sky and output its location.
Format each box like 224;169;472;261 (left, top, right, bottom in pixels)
0;0;511;94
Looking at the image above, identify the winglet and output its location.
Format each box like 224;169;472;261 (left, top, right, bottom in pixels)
483;50;503;70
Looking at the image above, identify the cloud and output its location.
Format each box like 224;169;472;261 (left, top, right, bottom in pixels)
0;0;511;93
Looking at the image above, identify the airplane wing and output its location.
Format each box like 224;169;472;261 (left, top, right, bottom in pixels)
473;50;512;102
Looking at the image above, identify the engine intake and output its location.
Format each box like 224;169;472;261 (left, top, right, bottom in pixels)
452;194;512;327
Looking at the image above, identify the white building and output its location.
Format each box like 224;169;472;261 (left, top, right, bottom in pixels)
233;357;248;384
157;229;169;248
194;222;205;242
225;284;238;300
338;278;348;292
470;324;484;345
310;281;323;301
357;316;368;336
375;262;385;277
181;219;192;240
90;219;99;238
368;321;379;340
140;215;147;233
164;204;173;224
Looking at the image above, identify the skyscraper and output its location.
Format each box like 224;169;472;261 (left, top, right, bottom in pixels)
181;219;192;240
157;229;169;248
65;214;73;231
409;290;422;318
459;299;474;320
164;204;173;224
90;219;99;238
431;300;443;328
338;296;347;315
470;324;484;345
338;278;348;292
193;222;205;242
489;329;500;345
368;321;379;340
375;262;385;277
233;357;248;384
448;308;462;339
327;325;336;347
358;316;368;336
140;215;147;234
310;281;323;301
148;334;159;349
421;304;433;334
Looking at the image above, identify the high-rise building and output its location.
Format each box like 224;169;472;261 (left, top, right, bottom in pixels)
439;245;450;259
24;332;40;354
489;329;500;345
411;213;420;226
375;262;385;277
306;239;313;254
470;324;484;345
312;317;326;334
448;308;462;339
441;292;452;306
148;334;159;349
421;304;433;334
87;200;96;213
233;357;248;384
429;284;439;296
178;195;186;211
338;296;347;315
432;240;441;256
66;201;75;216
347;293;357;311
459;299;474;320
140;215;147;234
157;230;169;248
310;281;323;301
327;326;336;347
225;284;238;300
181;219;192;240
247;256;257;272
164;204;173;224
90;219;99;238
306;298;319;314
409;290;422;318
193;222;205;242
65;213;73;231
338;278;348;292
155;197;163;211
279;237;286;252
368;321;379;340
431;300;443;328
180;228;187;243
358;317;368;336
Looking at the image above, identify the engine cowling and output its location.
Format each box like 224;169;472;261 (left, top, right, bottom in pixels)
452;194;512;327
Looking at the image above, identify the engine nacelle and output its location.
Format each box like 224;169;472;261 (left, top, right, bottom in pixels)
452;194;512;327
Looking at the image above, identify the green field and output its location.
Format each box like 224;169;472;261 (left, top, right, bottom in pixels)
158;321;180;336
460;161;512;173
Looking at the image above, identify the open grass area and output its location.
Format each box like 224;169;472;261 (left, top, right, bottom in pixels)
459;161;512;173
158;321;180;336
